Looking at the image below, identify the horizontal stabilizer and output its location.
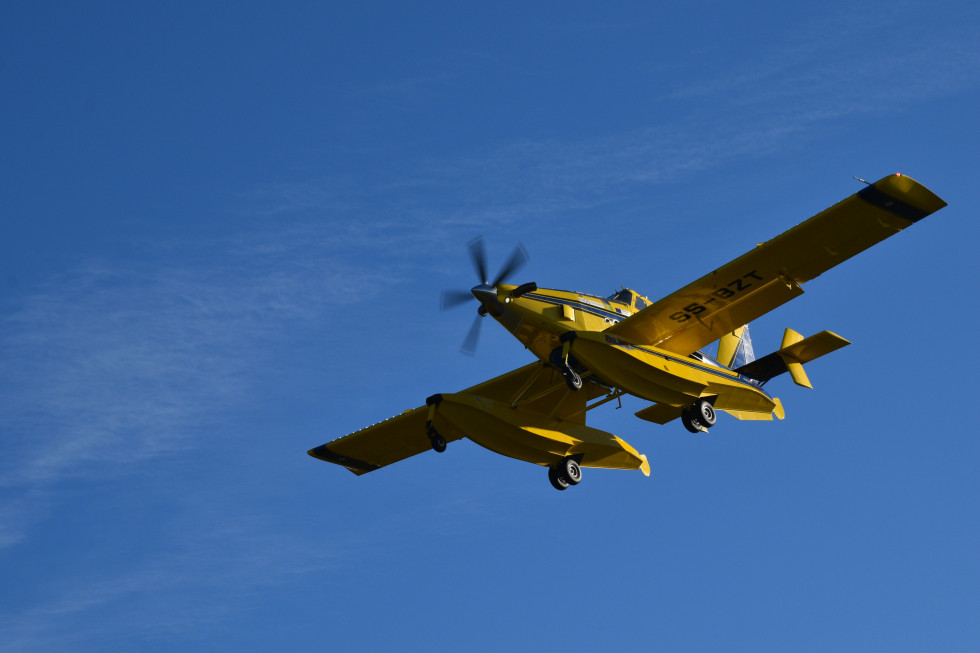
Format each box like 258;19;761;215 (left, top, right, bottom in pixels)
736;330;850;386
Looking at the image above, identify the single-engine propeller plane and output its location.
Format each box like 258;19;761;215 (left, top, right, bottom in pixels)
309;174;946;490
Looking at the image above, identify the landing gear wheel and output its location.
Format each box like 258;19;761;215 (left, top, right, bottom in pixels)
550;347;584;391
692;398;716;427
428;431;447;453
681;409;703;434
548;465;569;491
558;458;582;485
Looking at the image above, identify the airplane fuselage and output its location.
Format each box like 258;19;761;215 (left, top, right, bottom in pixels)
478;284;778;417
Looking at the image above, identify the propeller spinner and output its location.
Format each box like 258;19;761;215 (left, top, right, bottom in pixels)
440;236;529;354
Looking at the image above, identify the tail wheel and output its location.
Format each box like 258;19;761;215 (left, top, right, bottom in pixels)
693;398;716;427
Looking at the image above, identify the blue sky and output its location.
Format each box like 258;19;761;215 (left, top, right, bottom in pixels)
2;2;978;651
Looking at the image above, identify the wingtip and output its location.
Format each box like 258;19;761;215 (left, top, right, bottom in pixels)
639;454;651;477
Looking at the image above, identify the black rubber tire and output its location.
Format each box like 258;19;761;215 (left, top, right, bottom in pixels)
559;458;582;485
430;434;447;453
548;465;569;491
693;398;716;427
681;409;702;434
565;370;583;391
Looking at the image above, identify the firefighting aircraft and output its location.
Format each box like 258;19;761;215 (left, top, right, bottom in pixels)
309;173;946;490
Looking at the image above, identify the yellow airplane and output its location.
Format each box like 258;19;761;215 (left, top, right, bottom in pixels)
309;173;946;491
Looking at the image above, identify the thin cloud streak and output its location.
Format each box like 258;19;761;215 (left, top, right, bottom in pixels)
0;215;407;648
0;222;398;549
7;11;968;505
0;479;504;651
668;8;980;113
253;20;977;239
0;511;351;651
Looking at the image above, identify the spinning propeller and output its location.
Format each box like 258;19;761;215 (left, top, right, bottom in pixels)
440;236;529;355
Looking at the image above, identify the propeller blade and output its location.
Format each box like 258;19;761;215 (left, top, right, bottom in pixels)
492;243;528;286
468;236;488;284
460;313;483;355
440;289;474;311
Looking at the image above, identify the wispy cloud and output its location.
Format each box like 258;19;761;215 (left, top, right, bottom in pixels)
251;14;978;237
2;8;975;648
0;510;351;651
0;218;408;648
668;5;980;116
0;221;400;547
0;464;506;651
7;8;968;507
359;71;459;109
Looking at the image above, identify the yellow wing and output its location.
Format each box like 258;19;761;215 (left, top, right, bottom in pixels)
309;362;604;475
605;174;946;355
307;407;432;475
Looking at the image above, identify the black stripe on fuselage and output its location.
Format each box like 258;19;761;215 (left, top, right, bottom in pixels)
524;292;625;322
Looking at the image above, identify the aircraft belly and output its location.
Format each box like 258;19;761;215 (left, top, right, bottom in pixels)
435;393;647;472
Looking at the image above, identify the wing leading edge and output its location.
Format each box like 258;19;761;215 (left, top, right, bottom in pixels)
605;174;946;355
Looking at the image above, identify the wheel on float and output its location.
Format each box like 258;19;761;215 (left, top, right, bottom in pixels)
692;398;716;427
681;409;702;434
548;465;569;491
558;458;582;485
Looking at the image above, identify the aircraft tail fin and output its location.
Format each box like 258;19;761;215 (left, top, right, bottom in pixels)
718;324;755;369
735;329;850;388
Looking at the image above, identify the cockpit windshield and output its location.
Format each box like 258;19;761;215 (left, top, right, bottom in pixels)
607;289;634;305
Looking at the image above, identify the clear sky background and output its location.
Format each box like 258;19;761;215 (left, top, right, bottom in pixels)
2;2;978;651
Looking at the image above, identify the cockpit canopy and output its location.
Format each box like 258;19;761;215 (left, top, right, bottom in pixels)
607;288;649;310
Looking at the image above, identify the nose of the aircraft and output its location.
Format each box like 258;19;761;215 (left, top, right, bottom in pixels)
471;283;497;304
